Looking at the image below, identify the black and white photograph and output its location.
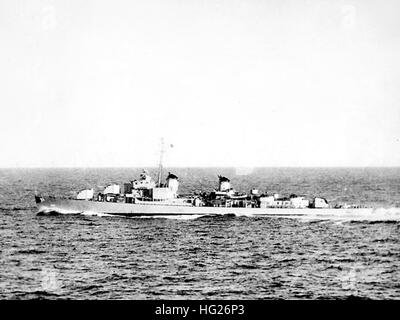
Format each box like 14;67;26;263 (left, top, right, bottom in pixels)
1;0;399;307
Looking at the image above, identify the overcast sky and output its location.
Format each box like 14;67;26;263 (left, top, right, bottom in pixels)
1;0;399;167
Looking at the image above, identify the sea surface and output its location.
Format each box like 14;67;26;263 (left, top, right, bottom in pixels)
0;167;399;299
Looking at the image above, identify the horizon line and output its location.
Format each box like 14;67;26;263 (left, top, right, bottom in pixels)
2;165;400;169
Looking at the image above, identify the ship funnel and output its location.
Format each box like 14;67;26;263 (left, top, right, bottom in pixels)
218;175;231;192
166;172;179;197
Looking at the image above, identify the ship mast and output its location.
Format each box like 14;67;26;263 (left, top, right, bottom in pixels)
157;137;165;187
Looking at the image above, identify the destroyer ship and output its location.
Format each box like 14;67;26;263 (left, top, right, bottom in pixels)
35;138;372;217
35;144;368;217
35;171;369;217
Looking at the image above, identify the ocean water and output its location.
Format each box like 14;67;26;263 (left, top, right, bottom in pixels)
0;167;399;299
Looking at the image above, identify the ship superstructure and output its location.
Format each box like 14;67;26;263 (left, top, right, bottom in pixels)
38;168;333;213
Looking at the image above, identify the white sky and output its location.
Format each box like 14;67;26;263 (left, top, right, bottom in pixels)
1;0;399;167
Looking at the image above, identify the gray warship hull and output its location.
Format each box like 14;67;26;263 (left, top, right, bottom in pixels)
36;198;372;217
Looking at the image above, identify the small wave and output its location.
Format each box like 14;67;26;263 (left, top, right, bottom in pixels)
104;274;128;281
12;290;61;299
372;238;390;243
269;282;284;288
234;263;258;269
0;206;32;211
16;249;47;255
76;284;104;292
37;210;62;216
348;220;399;225
196;213;238;221
333;258;356;263
367;220;398;224
342;294;372;300
89;290;113;297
